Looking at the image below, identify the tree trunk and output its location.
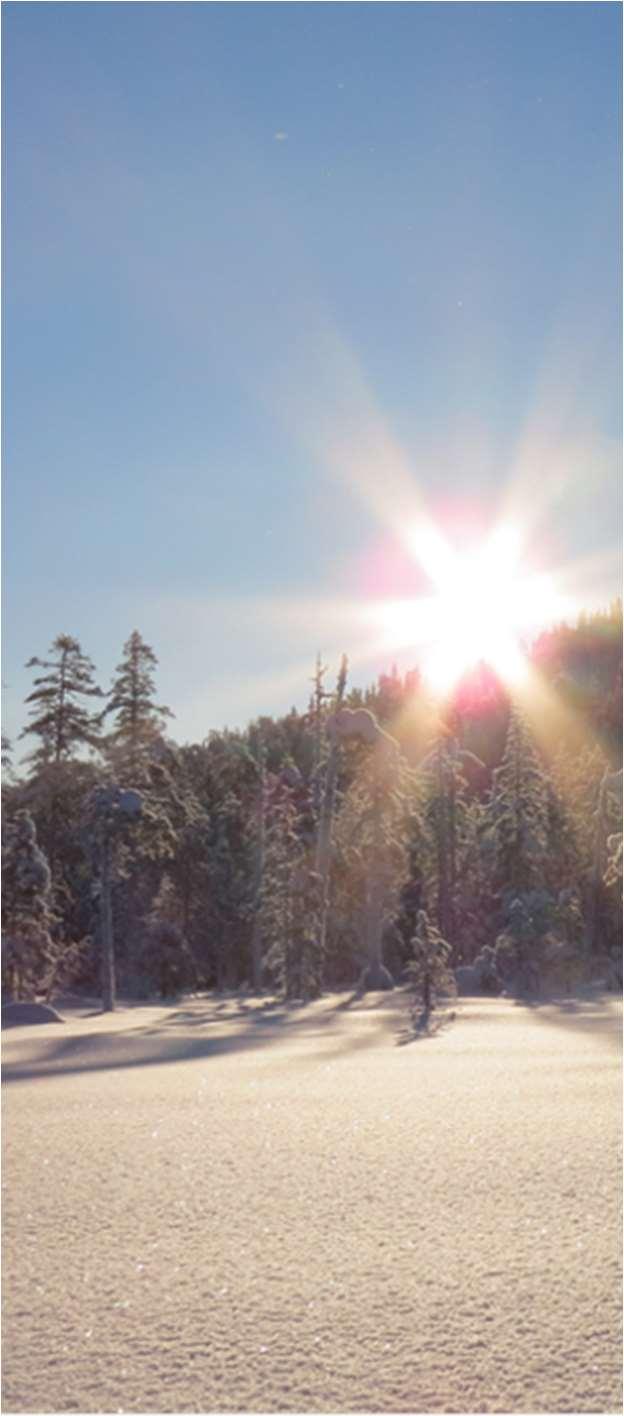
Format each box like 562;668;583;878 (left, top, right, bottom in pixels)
315;743;340;958
587;773;609;956
250;762;266;992
100;834;116;1012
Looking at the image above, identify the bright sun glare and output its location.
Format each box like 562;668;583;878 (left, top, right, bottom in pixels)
378;522;568;695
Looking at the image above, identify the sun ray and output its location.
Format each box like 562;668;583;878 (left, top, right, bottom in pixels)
510;659;617;772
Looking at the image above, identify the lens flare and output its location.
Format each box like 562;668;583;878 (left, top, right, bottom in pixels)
397;521;573;693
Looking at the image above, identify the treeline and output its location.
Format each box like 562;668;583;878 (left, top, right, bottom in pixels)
1;604;622;1004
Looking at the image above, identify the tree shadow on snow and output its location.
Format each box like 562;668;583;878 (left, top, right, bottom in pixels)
510;991;621;1048
2;989;405;1084
395;1004;457;1046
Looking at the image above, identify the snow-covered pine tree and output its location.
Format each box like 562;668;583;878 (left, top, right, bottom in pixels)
1;811;55;998
83;784;144;1009
604;832;622;890
592;767;623;983
482;709;556;990
390;775;434;976
101;631;173;780
140;874;198;998
542;761;588;899
419;731;485;964
91;638;175;992
545;744;617;962
493;889;561;993
20;635;103;767
249;739;267;992
484;708;550;904
308;652;331;825
314;655;349;960
407;908;454;1014
1;735;14;779
331;713;411;990
259;781;303;997
246;747;323;1000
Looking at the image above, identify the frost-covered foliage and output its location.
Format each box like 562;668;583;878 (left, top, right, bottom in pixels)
604;833;622;889
598;771;623;888
331;722;411;990
138;875;198;998
494;892;550;992
313;655;349;964
547;745;609;881
1;811;55;998
419;731;486;963
455;945;500;994
484;710;550;905
407;908;455;1012
1;735;14;780
7;627;622;999
495;884;589;995
254;769;322;1000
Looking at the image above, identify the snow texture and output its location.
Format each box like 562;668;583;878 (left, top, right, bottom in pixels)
2;990;621;1414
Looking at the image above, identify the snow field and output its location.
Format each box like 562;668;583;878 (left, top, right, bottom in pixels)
2;990;622;1414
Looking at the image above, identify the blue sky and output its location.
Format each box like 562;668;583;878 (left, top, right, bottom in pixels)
3;2;621;754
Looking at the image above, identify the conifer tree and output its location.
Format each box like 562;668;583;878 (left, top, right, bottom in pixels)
102;631;173;778
484;709;549;903
589;767;623;976
546;744;614;959
308;653;331;824
419;731;485;964
391;778;433;974
407;908;454;1013
332;713;410;990
140;874;198;998
21;635;103;766
1;735;14;778
1;811;55;998
494;891;552;993
315;655;348;959
260;784;303;996
83;784;143;1010
249;740;267;991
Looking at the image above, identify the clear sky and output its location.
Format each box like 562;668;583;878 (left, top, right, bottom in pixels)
3;2;621;754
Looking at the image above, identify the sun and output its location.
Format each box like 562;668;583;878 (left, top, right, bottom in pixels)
423;551;528;691
392;521;567;694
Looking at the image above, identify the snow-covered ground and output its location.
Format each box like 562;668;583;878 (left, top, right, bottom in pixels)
2;989;622;1415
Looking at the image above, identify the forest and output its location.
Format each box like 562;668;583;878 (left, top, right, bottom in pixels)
2;603;622;1009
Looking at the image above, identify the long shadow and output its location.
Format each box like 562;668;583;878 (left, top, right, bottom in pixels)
396;1005;457;1046
2;990;405;1085
330;989;403;1013
509;991;622;1049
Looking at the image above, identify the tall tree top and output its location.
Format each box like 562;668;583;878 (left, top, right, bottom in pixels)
102;631;173;777
20;634;103;767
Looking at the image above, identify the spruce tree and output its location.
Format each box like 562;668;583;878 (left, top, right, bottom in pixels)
102;631;173;779
1;811;55;998
249;740;267;991
21;635;103;766
260;783;303;996
331;714;411;990
315;655;348;961
407;908;454;1014
420;732;485;962
484;708;550;902
1;735;14;778
140;875;198;998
